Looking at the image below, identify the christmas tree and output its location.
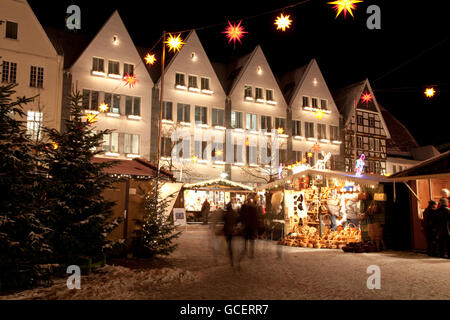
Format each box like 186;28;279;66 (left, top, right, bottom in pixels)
132;181;181;258
42;90;120;265
0;83;53;290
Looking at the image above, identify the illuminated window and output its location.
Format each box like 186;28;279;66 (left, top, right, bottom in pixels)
231;111;243;129
195;106;208;125
124;134;139;154
246;113;257;131
212;108;224;127
102;132;119;153
27;111;42;141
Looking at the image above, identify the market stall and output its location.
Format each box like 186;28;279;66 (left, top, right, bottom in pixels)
256;167;390;251
180;178;254;223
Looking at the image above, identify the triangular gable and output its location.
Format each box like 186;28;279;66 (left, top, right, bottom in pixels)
228;45;287;106
157;30;226;97
71;10;152;84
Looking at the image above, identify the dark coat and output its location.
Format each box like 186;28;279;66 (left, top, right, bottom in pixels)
240;203;259;232
422;207;436;235
223;208;238;236
435;205;450;236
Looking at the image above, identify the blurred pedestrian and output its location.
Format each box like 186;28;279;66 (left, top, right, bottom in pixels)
223;202;238;266
421;200;438;256
201;199;210;225
239;198;258;263
435;197;450;258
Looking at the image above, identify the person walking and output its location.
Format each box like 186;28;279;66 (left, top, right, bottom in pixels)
421;200;438;256
201;199;210;225
239;198;258;263
435;197;450;258
223;202;238;266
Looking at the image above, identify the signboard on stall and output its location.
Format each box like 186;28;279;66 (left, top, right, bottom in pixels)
173;208;187;226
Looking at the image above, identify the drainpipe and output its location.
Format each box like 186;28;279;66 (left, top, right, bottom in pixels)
123;179;130;240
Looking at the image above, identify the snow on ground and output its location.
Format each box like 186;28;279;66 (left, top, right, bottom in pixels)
1;225;450;300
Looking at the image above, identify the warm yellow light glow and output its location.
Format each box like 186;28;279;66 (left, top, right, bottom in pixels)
315;110;325;119
165;33;185;53
51;142;59;150
144;53;156;65
215;150;223;157
328;0;363;18
86;113;98;124
307;152;313;158
277;128;285;135
274;14;292;31
191;155;198;163
99;103;109;113
425;87;436;98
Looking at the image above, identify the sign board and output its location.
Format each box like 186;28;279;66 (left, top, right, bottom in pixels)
173;208;187;226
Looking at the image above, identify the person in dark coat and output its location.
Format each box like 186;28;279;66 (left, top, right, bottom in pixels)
421;200;437;256
435;197;450;258
201;199;210;225
239;198;259;262
223;202;238;266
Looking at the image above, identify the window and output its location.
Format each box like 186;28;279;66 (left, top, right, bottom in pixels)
6;21;18;40
279;149;287;165
104;93;112;108
261;116;272;131
188;75;198;88
375;139;380;152
305;122;314;138
357;136;363;149
302;96;310;107
357;115;363;125
162;101;173;120
392;165;397;174
112;94;120;113
81;89;99;110
212;108;224;127
92;58;104;73
317;124;327;139
399;166;403;172
175;73;185;86
1;61;17;83
320;99;327;109
177;104;190;122
231;111;243;129
244;86;252;99
123;63;134;76
369;117;375;128
369;138;375;151
275;118;286;131
330;126;339;140
255;87;264;100
234;144;245;163
312;98;318;108
294;151;303;163
124;134;140;154
212;141;224;161
125;96;141;116
194;140;208;160
195;106;208;125
292;120;301;136
266;89;274;101
30;66;44;88
246;113;257;131
27;111;42;141
102;132;119;153
108;61;120;75
161;137;173;158
91;91;99;110
201;77;210;90
247;145;258;165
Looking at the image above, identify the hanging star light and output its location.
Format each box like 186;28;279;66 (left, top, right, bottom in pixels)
51;142;59;150
144;53;156;65
312;143;321;153
277;127;285;135
361;91;374;104
315;110;325;119
123;73;138;88
222;20;247;47
274;14;292;31
424;87;436;98
99;103;109;113
165;33;185;53
86;112;98;124
328;0;363;19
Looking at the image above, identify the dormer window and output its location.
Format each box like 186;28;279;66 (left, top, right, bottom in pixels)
255;88;265;103
188;75;199;92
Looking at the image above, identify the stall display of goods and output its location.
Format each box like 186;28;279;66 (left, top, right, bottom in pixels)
278;223;361;250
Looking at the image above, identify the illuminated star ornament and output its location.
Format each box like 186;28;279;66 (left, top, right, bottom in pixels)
274;14;292;31
425;87;436;98
277;127;285;135
123;73;138;88
312;143;321;153
361;91;374;104
99;103;109;113
315;110;325;119
222;20;247;47
144;53;156;65
165;33;185;53
328;0;363;19
86;113;98;124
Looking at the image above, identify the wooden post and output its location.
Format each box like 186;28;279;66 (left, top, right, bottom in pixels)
123;179;130;240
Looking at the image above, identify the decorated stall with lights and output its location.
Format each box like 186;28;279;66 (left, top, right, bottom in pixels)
180;178;254;223
256;161;390;250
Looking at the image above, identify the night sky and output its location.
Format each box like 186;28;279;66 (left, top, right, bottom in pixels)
28;0;450;148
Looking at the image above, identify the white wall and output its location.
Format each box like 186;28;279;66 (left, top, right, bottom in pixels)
386;157;419;175
0;0;63;132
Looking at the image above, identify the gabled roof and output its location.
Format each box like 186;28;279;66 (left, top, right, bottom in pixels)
277;61;311;105
184;178;254;191
92;158;174;179
332;79;391;139
389;151;450;181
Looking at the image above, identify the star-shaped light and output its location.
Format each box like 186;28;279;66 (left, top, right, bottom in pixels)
274;14;292;31
277;127;285;135
425;87;436;98
312;143;321;152
191;155;198;163
165;33;185;53
86;113;98;124
361;91;374;104
215;149;223;157
144;53;156;65
315;110;325;119
303;157;308;163
307;152;313;158
99;103;109;113
123;73;138;88
328;0;363;19
222;20;247;47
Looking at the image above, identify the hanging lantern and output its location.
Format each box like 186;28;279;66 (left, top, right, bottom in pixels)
312;143;321;152
99;103;109;113
424;87;436;98
274;14;292;31
165;33;185;53
361;91;374;104
328;0;363;19
144;53;156;65
222;20;247;47
86;112;98;124
307;152;313;158
277;127;285;135
123;73;138;88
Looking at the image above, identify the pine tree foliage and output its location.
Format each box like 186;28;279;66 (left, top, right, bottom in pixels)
42;90;120;265
133;181;181;258
0;83;53;289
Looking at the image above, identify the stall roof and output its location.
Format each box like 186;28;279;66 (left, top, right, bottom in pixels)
389;150;450;181
184;178;254;191
92;158;174;179
256;169;390;191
